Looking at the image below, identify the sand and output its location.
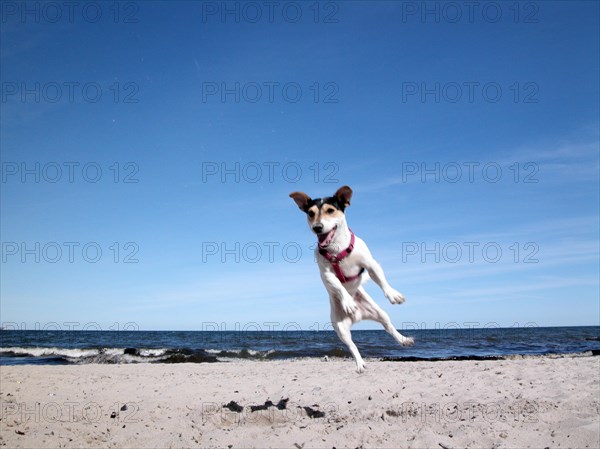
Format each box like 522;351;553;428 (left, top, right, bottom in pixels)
1;355;599;448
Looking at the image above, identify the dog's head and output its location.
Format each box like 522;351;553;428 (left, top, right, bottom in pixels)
289;186;353;248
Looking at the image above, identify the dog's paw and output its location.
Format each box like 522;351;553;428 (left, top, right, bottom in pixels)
356;360;366;373
385;289;406;305
341;299;359;315
401;336;415;347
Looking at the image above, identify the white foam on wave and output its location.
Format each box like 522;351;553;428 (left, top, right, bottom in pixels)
139;348;167;357
0;347;172;364
205;348;276;357
0;347;100;358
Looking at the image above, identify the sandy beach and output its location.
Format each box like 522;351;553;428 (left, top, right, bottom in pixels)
1;354;598;448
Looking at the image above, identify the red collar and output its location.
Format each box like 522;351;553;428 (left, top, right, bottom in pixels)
318;230;365;283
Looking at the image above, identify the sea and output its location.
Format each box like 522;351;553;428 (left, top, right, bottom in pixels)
1;326;599;366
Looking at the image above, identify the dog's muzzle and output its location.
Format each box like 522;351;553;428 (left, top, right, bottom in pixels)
317;226;337;249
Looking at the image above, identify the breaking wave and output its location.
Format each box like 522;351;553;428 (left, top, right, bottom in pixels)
0;346;351;364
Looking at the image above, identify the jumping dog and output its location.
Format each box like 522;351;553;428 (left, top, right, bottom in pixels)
290;185;414;373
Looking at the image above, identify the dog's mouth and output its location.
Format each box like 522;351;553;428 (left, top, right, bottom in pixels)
317;226;337;249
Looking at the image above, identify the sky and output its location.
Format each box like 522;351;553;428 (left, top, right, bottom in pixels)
1;1;599;332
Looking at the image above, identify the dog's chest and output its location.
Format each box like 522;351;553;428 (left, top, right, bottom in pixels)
318;248;363;276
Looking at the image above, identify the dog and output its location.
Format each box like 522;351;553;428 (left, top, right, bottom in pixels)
290;185;414;373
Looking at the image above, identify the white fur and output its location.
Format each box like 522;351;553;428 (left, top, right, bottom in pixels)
292;188;414;373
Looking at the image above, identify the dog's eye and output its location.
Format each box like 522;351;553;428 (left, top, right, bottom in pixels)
326;208;335;214
308;210;315;218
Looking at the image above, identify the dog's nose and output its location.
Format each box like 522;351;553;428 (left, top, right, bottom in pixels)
313;224;324;234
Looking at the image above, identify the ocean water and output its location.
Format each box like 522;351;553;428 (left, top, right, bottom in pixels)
1;326;598;366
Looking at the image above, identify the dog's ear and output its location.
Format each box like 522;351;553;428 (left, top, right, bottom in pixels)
334;185;353;208
289;191;311;212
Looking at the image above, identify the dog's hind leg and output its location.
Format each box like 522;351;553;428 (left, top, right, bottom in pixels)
355;287;414;347
331;313;366;373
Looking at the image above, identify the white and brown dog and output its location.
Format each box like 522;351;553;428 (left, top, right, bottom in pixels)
290;185;414;373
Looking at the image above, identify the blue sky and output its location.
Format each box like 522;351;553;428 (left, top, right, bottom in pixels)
1;1;598;331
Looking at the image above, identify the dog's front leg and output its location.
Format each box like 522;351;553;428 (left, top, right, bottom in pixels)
320;271;358;315
364;258;406;305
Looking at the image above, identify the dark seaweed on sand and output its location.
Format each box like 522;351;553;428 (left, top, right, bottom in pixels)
303;406;325;418
223;401;243;413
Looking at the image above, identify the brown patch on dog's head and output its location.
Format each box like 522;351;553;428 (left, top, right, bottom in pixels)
334;186;353;209
306;204;319;222
304;203;343;224
319;203;343;218
289;191;311;212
